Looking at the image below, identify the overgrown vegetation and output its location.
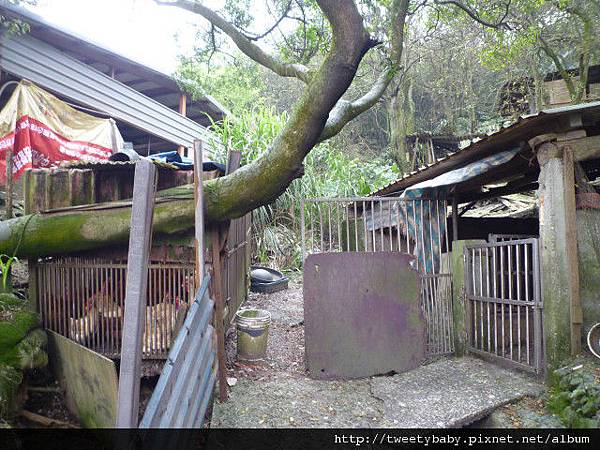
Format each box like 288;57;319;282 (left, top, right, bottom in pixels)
547;358;600;428
208;107;399;270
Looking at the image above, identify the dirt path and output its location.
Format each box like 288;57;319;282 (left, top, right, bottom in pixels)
212;282;546;428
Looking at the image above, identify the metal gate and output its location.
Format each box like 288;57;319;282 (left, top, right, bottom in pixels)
301;197;454;357
464;238;543;372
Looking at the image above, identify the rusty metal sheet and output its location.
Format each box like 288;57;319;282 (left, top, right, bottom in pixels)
304;252;425;379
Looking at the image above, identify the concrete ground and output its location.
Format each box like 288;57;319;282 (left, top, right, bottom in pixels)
212;283;545;428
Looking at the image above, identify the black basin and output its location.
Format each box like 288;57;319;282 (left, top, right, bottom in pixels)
250;266;289;293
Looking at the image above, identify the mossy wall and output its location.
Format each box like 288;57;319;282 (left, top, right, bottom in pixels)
576;209;600;338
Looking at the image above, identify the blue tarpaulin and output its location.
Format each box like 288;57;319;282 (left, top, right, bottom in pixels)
382;148;521;273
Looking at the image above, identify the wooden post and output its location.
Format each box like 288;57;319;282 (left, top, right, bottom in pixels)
5;147;12;220
211;231;228;402
206;149;241;403
193;140;205;288
178;94;187;156
0;70;10;220
116;160;157;428
452;195;458;243
226;150;242;175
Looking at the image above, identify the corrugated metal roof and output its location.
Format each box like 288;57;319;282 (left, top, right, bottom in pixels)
372;101;600;197
0;0;230;120
0;33;220;155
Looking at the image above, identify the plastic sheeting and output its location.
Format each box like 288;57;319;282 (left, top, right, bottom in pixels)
0;81;122;183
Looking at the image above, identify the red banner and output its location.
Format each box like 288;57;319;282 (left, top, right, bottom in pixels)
0;115;112;183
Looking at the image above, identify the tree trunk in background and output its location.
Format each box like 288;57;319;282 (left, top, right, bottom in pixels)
388;76;415;172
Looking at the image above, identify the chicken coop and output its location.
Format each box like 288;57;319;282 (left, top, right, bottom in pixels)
25;161;250;360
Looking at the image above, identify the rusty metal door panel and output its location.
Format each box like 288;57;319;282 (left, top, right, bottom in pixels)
304;252;426;379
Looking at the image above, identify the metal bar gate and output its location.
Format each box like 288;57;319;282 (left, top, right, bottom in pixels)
301;197;454;357
464;238;543;373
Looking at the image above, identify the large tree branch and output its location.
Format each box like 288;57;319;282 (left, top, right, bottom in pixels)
154;0;312;83
434;0;512;30
318;0;409;142
1;1;402;256
566;5;593;103
319;68;394;141
189;0;375;221
539;36;577;100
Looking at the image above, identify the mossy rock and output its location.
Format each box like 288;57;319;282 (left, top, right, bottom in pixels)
16;330;48;370
0;363;23;419
0;329;48;370
0;310;39;354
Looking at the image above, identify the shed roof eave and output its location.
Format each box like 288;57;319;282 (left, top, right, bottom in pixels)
372;101;600;197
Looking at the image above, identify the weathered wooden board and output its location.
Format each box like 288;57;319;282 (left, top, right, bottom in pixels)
48;330;118;428
304;252;425;379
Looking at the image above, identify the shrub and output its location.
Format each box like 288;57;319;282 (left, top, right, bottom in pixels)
547;363;600;428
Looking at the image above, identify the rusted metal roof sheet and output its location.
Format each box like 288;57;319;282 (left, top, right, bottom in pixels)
372;101;600;197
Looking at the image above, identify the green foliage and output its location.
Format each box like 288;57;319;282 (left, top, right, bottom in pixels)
175;57;266;116
547;363;600;428
0;0;35;37
0;255;17;293
208;107;399;269
0;293;38;357
480;26;541;71
0;363;22;419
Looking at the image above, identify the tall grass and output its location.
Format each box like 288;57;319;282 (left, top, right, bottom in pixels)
208;107;400;271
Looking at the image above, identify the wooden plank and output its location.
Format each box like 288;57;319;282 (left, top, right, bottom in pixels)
226;150;242;175
177;94;187;155
152;297;213;426
116;160;157;428
47;330;118;428
567;135;600;162
211;231;228;402
194;140;205;288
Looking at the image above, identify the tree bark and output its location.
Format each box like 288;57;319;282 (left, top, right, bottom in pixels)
388;76;415;171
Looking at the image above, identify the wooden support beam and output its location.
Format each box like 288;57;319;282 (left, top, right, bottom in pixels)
116;160;157;428
211;231;228;402
178;94;188;156
565;135;600;162
194;140;205;288
452;195;458;242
